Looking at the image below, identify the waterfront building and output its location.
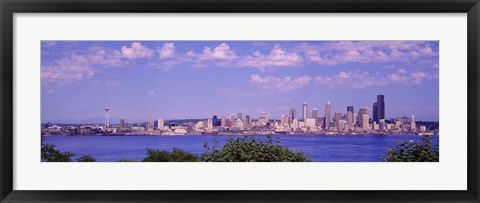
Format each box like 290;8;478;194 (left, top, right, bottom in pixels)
289;108;296;123
230;114;235;126
157;119;164;130
280;115;289;127
358;107;368;128
347;106;354;128
119;118;125;128
334;112;342;129
420;125;427;132
377;95;385;123
302;102;308;121
292;119;299;130
379;119;385;130
411;115;416;132
207;118;213;131
260;112;270;124
305;118;317;132
338;119;347;132
195;121;204;131
311;108;319;124
325;101;332;130
235;119;244;130
221;116;226;127
362;113;369;130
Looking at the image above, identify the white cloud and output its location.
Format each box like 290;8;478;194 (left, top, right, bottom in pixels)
147;90;158;96
250;74;313;92
197;43;238;61
121;42;153;59
158;42;175;58
239;45;303;68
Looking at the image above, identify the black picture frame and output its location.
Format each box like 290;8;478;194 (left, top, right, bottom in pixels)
1;0;479;202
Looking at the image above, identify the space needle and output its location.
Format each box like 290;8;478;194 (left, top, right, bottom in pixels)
104;107;110;128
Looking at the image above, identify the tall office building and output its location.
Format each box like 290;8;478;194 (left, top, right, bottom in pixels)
325;101;332;130
261;112;270;124
221;116;226;127
245;115;251;129
289;108;296;123
362;114;369;130
302;102;308;121
230;114;235;125
358;107;368;128
411;115;416;132
372;102;378;123
119;118;125;128
280;115;289;126
238;113;243;121
207;118;213;130
311;108;319;125
157;119;164;129
376;95;385;123
347;106;354;128
334;112;342;128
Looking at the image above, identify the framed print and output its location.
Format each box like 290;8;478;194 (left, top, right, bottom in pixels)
1;0;479;202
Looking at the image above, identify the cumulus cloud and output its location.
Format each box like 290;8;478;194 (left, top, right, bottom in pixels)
121;42;153;59
158;42;175;58
250;74;313;92
239;45;303;68
197;43;238;61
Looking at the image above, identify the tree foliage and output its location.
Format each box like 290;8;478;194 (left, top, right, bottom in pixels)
76;154;97;162
384;136;439;162
200;135;311;162
142;148;199;162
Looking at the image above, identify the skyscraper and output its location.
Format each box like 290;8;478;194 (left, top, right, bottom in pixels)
377;95;385;123
334;112;342;129
358;107;368;128
311;108;319;125
119;118;125;128
261;112;270;124
207;118;213;130
362;113;369;130
289;108;296;123
325;101;332;130
221;116;226;127
230;114;235;125
238;113;243;121
245;115;251;129
372;102;378;123
157;119;164;129
411;115;416;132
347;106;354;128
302;102;308;121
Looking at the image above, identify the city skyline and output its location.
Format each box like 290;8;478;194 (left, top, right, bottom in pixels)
41;41;439;123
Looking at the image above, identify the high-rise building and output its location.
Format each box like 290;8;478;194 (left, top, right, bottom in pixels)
347;106;354;128
245;115;251;129
221;116;226;127
325;101;332;130
119;118;125;128
302;102;308;121
372;102;378;123
238;113;243;121
230;114;235;125
411;115;416;132
261;112;270;124
358;107;368;128
289;108;296;123
280;115;289;127
149;120;154;130
362;113;369;130
235;119;244;130
334;112;342;128
377;95;385;123
157;119;164;129
311;108;318;125
207;118;213;130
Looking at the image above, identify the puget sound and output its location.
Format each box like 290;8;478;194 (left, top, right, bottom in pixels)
43;134;439;162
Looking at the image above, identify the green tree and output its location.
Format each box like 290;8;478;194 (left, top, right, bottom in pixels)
76;154;97;162
142;148;199;162
384;136;439;162
200;135;311;162
41;142;75;162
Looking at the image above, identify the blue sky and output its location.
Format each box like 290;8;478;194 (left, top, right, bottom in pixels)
41;41;439;123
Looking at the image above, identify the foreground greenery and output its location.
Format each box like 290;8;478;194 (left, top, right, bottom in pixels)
384;135;439;162
41;137;96;162
199;135;311;162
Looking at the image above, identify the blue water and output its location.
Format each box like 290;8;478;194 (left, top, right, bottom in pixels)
43;134;439;162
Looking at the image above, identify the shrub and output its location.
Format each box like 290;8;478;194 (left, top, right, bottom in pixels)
77;154;97;162
200;135;311;162
41;143;75;162
384;135;439;162
142;148;199;162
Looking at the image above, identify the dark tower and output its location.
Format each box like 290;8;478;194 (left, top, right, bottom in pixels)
373;102;378;123
376;95;385;123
